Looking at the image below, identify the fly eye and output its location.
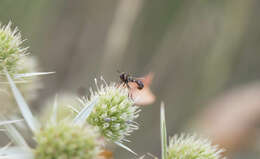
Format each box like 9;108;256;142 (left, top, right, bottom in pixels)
120;74;124;80
136;81;144;89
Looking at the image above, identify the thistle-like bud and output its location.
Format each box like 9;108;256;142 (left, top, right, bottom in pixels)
167;134;225;159
34;121;101;159
83;79;140;142
0;22;41;115
0;22;28;74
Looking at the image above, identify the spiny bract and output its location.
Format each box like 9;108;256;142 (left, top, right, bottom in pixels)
40;93;81;122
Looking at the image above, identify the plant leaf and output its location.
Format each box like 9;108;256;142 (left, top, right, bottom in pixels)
147;153;159;159
4;123;29;148
50;94;58;124
0;119;23;126
14;72;55;78
0;147;33;159
114;141;137;156
67;105;79;114
4;69;40;133
73;97;98;126
0;81;29;84
160;102;167;159
138;155;146;159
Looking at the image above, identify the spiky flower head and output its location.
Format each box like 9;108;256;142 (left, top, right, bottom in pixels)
39;95;110;158
0;94;104;159
0;22;40;115
167;134;225;159
34;121;101;159
83;78;140;142
0;22;28;74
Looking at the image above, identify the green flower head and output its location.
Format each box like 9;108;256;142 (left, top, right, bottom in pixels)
167;134;225;159
34;121;101;159
0;22;28;74
1;93;104;159
83;78;140;142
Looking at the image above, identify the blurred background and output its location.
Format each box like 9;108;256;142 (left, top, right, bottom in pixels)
1;0;260;158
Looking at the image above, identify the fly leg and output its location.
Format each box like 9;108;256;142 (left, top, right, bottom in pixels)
126;83;134;99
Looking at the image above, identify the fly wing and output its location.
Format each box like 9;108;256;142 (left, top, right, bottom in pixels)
128;72;155;106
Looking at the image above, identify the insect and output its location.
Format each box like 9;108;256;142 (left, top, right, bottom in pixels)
119;72;144;90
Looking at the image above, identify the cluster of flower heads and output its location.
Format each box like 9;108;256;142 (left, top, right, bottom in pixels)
0;92;105;159
0;22;104;159
37;79;141;158
0;21;227;159
0;105;104;159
